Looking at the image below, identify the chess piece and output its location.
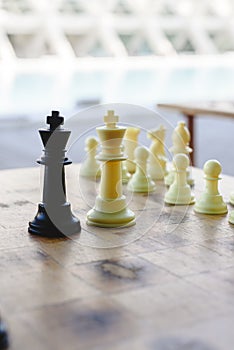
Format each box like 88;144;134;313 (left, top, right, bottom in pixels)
80;136;101;178
164;153;195;205
228;210;234;224
147;125;167;180
194;160;228;215
0;317;9;349
122;162;131;183
123;127;140;173
127;146;156;193
28;111;81;238
86;110;135;227
230;191;234;205
165;121;194;186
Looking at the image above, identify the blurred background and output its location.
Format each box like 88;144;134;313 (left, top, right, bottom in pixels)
1;0;234;173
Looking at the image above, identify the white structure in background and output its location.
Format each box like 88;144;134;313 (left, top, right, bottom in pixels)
0;0;234;59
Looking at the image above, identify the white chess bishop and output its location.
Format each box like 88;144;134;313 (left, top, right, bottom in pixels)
164;153;195;205
194;160;227;215
127;146;156;193
80;136;101;178
86;111;135;228
165;121;194;186
147;125;167;180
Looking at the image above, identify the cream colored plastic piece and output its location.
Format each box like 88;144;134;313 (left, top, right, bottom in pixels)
164;153;195;205
228;210;234;224
194;160;228;215
123;127;140;173
127;146;156;193
86;110;135;227
147;125;168;180
164;121;194;186
122;162;131;184
230;191;234;205
80;137;101;178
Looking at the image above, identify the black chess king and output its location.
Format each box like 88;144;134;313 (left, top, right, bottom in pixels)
0;316;9;350
28;111;81;238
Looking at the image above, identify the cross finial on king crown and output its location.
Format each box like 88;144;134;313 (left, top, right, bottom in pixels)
104;110;119;127
47;111;64;131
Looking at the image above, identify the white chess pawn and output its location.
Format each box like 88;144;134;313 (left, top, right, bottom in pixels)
164;153;195;205
80;137;101;178
165;121;194;186
147;125;167;180
194;160;228;215
127;146;156;193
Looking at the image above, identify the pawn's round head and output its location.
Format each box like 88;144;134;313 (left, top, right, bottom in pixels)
134;146;149;161
173;153;189;171
203;160;222;178
85;137;99;149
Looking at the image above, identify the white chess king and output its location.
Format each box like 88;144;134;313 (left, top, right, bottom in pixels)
86;110;135;228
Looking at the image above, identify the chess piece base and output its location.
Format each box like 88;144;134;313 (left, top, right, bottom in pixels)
230;192;234;205
127;175;156;193
0;319;9;350
28;203;81;238
228;210;234;224
86;207;136;228
165;185;195;205
194;194;228;215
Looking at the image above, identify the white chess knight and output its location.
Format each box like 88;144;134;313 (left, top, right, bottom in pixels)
164;153;195;205
165;121;194;186
80;136;101;178
147;125;167;180
194;159;228;215
127;146;156;193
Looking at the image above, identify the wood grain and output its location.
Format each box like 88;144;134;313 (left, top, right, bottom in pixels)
1;164;234;350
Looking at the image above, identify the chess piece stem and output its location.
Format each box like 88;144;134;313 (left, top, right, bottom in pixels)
123;127;140;174
165;121;194;186
147;125;167;180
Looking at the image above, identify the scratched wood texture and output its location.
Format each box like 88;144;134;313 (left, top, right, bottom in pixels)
1;164;234;350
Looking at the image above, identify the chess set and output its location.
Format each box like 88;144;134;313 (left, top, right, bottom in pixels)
1;108;234;349
28;109;234;239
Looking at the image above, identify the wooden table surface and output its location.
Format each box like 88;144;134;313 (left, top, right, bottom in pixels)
157;101;234;119
1;164;234;350
157;101;234;166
